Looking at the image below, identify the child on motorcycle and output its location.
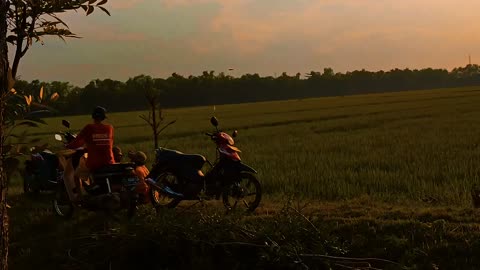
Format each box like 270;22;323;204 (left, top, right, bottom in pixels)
113;146;123;163
128;151;150;204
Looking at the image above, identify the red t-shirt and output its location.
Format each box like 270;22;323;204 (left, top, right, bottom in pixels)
66;123;115;170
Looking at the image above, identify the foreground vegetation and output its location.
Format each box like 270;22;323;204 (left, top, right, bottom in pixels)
8;86;480;269
8;195;480;269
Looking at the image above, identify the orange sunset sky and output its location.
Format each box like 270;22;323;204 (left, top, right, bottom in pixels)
8;0;480;86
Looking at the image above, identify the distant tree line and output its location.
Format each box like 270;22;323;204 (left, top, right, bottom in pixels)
13;64;480;115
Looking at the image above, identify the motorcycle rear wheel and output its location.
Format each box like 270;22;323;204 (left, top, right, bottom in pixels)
149;172;181;209
222;173;262;213
52;184;74;219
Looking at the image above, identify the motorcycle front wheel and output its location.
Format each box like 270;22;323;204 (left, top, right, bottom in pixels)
149;172;182;209
52;183;74;219
222;173;262;213
22;171;40;195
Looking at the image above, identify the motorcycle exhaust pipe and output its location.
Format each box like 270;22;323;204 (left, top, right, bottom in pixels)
146;178;184;199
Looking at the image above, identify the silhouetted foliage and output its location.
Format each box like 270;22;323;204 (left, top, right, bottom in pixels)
3;1;110;269
7;0;110;77
16;64;480;115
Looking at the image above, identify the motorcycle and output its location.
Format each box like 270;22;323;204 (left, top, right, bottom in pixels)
22;121;79;195
146;116;262;212
51;120;139;219
22;148;61;194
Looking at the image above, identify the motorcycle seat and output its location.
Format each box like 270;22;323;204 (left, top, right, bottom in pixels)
156;148;206;170
92;163;135;177
176;154;206;167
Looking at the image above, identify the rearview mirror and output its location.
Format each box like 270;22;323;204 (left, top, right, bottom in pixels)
54;134;62;142
62;120;70;128
210;116;219;127
232;130;238;138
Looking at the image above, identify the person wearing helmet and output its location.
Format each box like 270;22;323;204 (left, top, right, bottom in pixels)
65;106;115;202
128;151;150;204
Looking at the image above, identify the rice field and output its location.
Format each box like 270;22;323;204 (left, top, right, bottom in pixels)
15;86;480;206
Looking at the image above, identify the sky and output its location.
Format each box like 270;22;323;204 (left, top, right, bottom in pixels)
8;0;480;86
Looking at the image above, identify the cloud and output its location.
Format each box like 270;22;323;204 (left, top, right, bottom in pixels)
15;0;480;85
168;0;480;59
85;27;147;42
160;0;308;54
107;0;144;9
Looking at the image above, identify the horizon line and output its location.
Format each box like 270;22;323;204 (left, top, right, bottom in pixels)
17;63;479;87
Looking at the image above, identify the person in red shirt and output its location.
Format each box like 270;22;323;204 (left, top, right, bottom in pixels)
65;106;115;201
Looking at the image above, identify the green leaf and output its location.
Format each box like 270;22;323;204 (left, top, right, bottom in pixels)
47;13;69;29
58;35;67;43
16;121;40;128
39;86;44;101
97;6;110;16
25;110;51;119
29;138;42;144
29;103;59;115
86;5;94;15
23;117;47;125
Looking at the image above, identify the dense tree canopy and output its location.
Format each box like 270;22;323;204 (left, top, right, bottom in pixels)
15;64;480;116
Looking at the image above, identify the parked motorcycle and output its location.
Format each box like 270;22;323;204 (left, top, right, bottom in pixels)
147;116;262;212
51;120;139;219
22;148;61;194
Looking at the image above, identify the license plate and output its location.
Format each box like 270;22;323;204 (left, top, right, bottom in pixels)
125;177;138;185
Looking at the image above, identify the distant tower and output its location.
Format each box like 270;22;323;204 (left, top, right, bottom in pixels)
469;54;472;65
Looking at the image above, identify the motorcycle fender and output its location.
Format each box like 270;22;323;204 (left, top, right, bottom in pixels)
236;162;257;174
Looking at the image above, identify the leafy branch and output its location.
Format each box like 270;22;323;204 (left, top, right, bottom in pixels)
7;0;110;77
1;70;60;182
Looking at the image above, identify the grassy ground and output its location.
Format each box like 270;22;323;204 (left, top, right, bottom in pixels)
17;85;480;204
7;86;480;269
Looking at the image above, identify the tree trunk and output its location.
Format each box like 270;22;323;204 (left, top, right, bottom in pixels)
11;43;21;79
0;0;10;269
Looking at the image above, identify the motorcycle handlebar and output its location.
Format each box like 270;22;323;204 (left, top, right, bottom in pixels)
60;132;76;144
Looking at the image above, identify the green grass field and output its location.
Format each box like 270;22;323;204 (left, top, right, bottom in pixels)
9;86;480;269
15;85;480;205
